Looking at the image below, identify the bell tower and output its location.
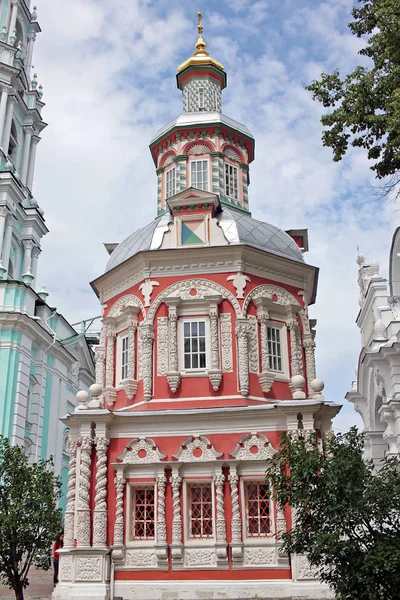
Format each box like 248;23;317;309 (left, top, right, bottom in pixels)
0;0;47;287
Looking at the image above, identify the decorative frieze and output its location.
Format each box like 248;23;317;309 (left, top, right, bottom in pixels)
125;549;157;568
235;319;250;396
184;547;217;568
220;313;233;372
157;317;168;376
229;432;277;461
77;436;92;547
139;324;154;401
93;437;109;547
63;440;77;548
243;547;277;567
117;437;167;463
173;435;223;462
76;556;102;581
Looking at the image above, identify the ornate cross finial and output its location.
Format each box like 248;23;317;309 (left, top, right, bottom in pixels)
197;12;203;36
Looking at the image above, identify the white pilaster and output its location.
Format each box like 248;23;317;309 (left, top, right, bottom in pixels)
26;135;39;191
104;329;116;405
140;323;154;402
30;246;40;281
64;439;78;548
8;0;18;43
76;435;92;547
25;33;36;80
228;467;243;564
22;239;33;274
2;95;15;152
112;471;126;562
1;213;15;274
303;337;316;397
21;126;34;185
208;304;222;391
213;468;227;565
0;86;9;143
155;470;168;566
235;319;249;396
166;302;180;393
0;206;7;254
93;436;110;546
170;469;183;566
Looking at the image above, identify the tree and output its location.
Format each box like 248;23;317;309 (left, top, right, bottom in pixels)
0;436;62;600
266;428;400;600
307;0;400;198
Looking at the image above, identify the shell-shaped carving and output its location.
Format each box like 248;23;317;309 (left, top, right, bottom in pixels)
117;437;167;464
173;435;223;462
243;284;301;317
107;294;145;319
229;432;277;460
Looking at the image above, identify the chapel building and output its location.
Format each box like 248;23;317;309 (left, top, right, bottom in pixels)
55;16;339;600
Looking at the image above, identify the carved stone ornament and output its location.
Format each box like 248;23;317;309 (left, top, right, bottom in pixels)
76;556;102;581
296;554;318;580
139;279;160;307
148;278;241;322
227;272;251;299
107;293;145;318
235;319;250;396
184;548;217;568
229;432;277;460
117;437;167;464
173;435;223;462
243;547;277;567
248;315;258;373
258;371;275;393
157;317;168;376
125;549;157;568
243;284;301;317
59;556;72;581
220;313;233;372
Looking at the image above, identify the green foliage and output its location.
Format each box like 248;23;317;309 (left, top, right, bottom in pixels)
0;436;62;600
307;0;400;194
266;428;400;600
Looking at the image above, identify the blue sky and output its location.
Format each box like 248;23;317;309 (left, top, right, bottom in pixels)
31;0;395;431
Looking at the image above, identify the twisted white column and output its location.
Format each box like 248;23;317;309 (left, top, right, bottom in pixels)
228;471;242;543
171;472;182;545
140;324;154;401
258;313;270;372
93;437;109;546
288;319;302;377
113;475;126;546
235;319;249;396
128;322;137;380
63;440;78;548
77;436;92;546
213;472;226;543
105;330;116;388
303;337;316;397
156;471;167;545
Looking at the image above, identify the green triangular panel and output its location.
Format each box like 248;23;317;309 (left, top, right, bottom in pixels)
182;222;203;245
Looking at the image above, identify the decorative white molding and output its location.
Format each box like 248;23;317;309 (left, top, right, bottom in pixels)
60;555;72;581
303;337;316;397
209;306;222;390
157;317;168;376
93;437;109;546
228;468;243;563
248;315;258;373
243;284;301;316
227;272;251;299
77;437;92;547
229;432;277;460
213;470;227;564
108;293;145;319
184;548;217;568
171;471;183;564
76;556;102;580
139;324;154;401
220;313;233;372
156;471;168;565
167;305;180;393
235;319;250;396
173;435;223;462
288;319;302;377
113;475;126;550
63;440;77;548
148;278;241;322
295;554;318;580
95;346;106;387
139;279;160;307
125;549;158;568
243;547;277;567
117;437;167;464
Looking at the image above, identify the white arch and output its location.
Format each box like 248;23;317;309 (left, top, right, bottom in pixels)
243;284;301;317
108;293;145;319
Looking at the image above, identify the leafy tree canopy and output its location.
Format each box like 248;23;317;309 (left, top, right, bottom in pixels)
307;0;400;196
266;428;400;600
0;436;62;600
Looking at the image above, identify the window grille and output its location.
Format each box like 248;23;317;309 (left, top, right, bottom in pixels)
190;160;209;191
267;326;282;371
225;163;238;200
183;320;206;370
245;481;271;537
165;166;176;199
121;336;129;380
188;483;213;539
131;486;155;540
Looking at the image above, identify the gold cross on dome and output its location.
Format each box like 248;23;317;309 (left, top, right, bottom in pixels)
197;11;203;36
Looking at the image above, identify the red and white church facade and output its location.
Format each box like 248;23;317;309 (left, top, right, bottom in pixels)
54;17;339;600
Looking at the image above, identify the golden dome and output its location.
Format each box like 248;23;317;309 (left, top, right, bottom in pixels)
177;12;224;73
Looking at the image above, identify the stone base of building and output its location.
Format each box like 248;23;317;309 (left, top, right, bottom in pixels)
53;582;110;600
113;579;333;599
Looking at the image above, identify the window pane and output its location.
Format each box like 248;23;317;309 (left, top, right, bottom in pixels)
184;322;190;336
192;354;198;369
191;322;197;336
267;326;283;372
184;354;191;369
199;353;206;368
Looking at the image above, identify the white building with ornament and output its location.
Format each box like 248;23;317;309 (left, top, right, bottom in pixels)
54;15;340;600
0;0;94;511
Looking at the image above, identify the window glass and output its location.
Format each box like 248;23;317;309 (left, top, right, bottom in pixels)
245;481;270;537
190;160;209;191
165;166;176;199
188;483;213;539
183;319;206;370
225;163;238;200
121;336;129;380
267;326;282;371
131;486;155;540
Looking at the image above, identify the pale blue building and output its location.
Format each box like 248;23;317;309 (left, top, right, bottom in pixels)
0;0;95;510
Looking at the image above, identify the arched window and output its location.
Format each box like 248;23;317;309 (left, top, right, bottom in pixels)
8;119;18;162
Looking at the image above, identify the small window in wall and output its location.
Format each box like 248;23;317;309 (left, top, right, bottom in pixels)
188;483;213;539
267;326;282;371
199;87;204;110
190;159;209;191
131;486;155;541
225;162;238;200
183;320;207;370
121;335;129;380
165;166;176;199
8;119;18;163
245;481;271;537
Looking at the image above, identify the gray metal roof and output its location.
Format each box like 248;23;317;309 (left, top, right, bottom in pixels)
151;111;254;145
105;208;304;272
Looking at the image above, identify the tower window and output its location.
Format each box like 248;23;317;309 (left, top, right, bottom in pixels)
121;335;129;381
187;483;213;539
225;163;238;201
182;319;207;370
190;159;209;191
245;481;271;537
267;326;282;371
131;486;155;541
199;87;204;110
165;166;176;199
8;119;18;163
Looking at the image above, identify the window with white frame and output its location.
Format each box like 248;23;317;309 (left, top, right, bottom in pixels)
225;162;238;200
267;326;282;371
199;87;204;110
190;159;209;191
183;320;207;370
187;482;213;539
131;486;155;541
121;335;129;380
165;166;176;199
245;481;271;537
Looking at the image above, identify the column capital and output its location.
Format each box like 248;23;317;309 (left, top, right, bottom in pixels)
31;134;41;145
31;245;41;258
23;125;35;135
0;83;10;95
22;238;34;250
5;213;15;226
0;206;8;218
10;0;18;6
27;32;36;42
7;95;17;105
